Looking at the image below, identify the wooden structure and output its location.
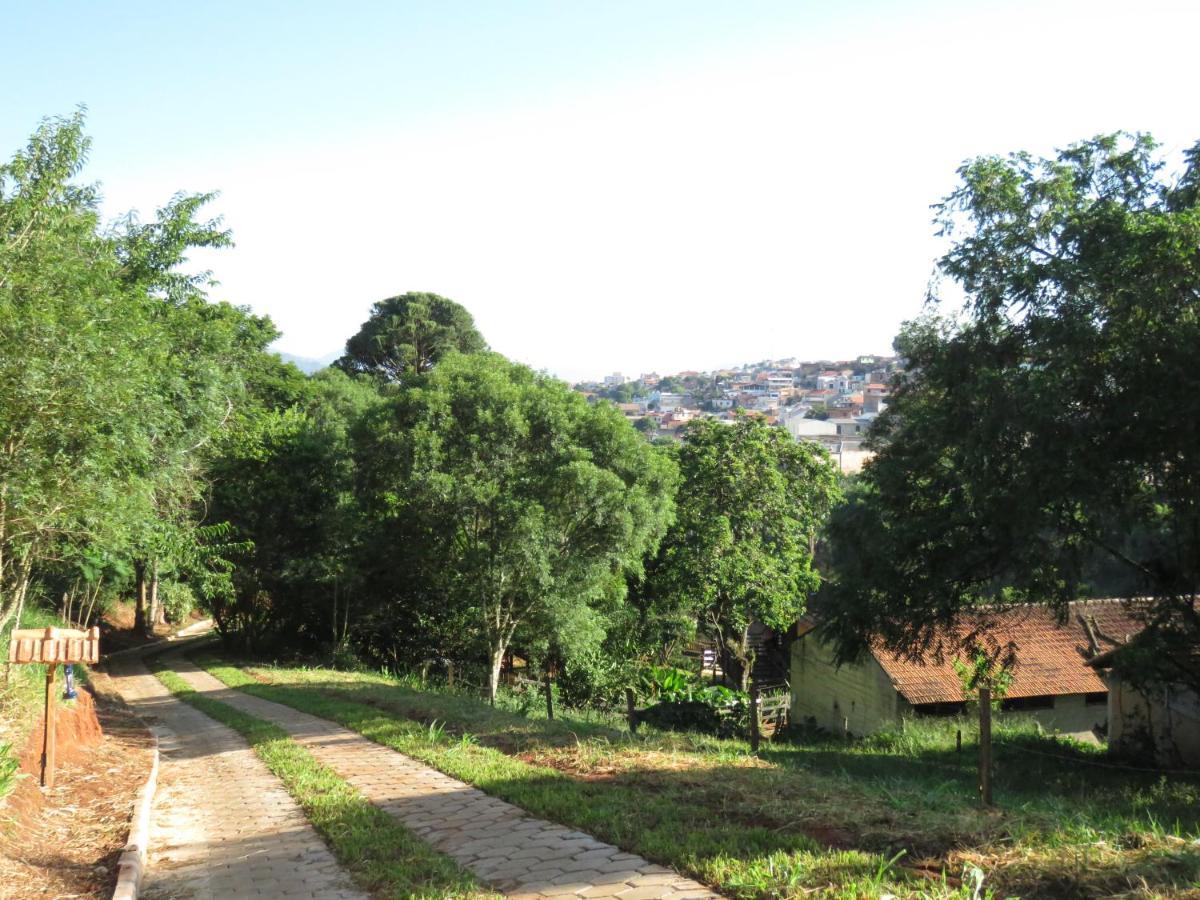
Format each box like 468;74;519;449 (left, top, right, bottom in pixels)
9;626;100;665
756;690;790;737
7;626;100;787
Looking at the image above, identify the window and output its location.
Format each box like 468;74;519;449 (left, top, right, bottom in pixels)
1001;695;1054;712
913;701;967;717
1085;692;1108;706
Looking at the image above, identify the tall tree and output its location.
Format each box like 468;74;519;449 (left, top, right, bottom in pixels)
823;133;1200;695
355;352;676;702
654;417;840;690
206;368;380;650
0;111;275;636
337;292;486;381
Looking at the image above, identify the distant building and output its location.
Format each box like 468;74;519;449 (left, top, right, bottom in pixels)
1087;641;1200;768
603;372;629;387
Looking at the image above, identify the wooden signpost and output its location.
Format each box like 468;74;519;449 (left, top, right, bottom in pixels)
7;626;100;788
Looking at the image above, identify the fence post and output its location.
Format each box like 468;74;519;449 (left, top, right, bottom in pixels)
42;661;58;788
625;687;638;734
749;682;760;753
956;728;962;754
544;671;554;721
978;687;992;807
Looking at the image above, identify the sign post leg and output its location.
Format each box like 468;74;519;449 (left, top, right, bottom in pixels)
42;662;58;788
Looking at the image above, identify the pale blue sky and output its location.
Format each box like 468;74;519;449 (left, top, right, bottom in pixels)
5;1;1197;380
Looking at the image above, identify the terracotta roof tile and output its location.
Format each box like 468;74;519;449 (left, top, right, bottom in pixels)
870;600;1145;705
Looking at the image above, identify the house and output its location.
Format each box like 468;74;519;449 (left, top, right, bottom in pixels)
790;600;1144;741
1086;641;1200;768
784;416;838;440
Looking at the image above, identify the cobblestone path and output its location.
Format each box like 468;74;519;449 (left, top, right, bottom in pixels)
165;653;721;900
105;657;367;900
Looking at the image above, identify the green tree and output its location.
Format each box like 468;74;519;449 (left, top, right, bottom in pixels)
205;368;379;650
355;352;676;702
654;417;840;690
336;292;486;381
824;133;1200;695
0;110;282;638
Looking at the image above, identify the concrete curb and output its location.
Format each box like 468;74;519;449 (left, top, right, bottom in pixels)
112;727;160;900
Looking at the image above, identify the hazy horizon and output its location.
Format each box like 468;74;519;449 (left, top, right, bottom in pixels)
6;1;1196;383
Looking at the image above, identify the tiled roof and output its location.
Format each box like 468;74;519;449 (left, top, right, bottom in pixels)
869;600;1145;705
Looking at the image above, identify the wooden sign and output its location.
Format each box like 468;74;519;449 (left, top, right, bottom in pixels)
7;626;101;788
9;626;100;664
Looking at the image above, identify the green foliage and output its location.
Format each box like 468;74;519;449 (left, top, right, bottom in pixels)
354;352;677;700
157;580;197;624
336;292;486;381
637;665;747;736
652;417;840;688
824;133;1200;693
0;741;23;803
0;110;278;637
951;651;1013;706
206;370;380;651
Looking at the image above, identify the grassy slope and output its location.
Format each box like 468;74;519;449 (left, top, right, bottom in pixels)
150;662;491;899
192;655;1193;898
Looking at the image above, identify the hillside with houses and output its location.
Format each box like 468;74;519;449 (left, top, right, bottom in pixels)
576;355;901;473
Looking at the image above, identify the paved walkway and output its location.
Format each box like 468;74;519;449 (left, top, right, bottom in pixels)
165;653;721;900
105;657;367;900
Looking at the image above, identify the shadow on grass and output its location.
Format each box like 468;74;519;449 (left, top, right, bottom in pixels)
195;659;1200;899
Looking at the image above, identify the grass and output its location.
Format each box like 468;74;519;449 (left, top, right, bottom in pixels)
190;656;983;898
193;652;1200;899
148;660;492;899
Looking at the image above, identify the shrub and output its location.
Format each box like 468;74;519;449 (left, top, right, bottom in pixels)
158;581;197;624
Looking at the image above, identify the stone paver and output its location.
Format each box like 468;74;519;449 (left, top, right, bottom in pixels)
105;657;367;900
166;653;722;899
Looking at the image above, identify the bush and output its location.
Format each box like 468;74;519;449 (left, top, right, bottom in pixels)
558;649;636;710
636;665;748;737
158;581;197;624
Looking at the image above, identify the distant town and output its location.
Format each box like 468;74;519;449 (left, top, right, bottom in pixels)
574;354;901;473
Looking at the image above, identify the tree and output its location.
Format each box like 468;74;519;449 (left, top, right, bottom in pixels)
653;417;840;690
355;352;676;702
823;133;1200;696
0;110;281;639
205;368;380;651
336;292;486;381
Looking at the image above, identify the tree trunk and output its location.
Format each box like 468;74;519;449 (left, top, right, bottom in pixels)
0;550;33;634
148;561;162;630
82;577;103;628
717;625;753;693
488;643;505;706
133;559;147;634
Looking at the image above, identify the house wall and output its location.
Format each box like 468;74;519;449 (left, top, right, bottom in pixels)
790;636;906;735
1019;693;1107;741
1108;678;1200;768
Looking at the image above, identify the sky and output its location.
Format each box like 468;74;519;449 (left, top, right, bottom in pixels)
4;1;1198;381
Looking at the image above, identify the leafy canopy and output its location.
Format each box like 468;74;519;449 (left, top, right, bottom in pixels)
354;352;676;698
336;291;486;381
824;133;1200;692
654;417;839;687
